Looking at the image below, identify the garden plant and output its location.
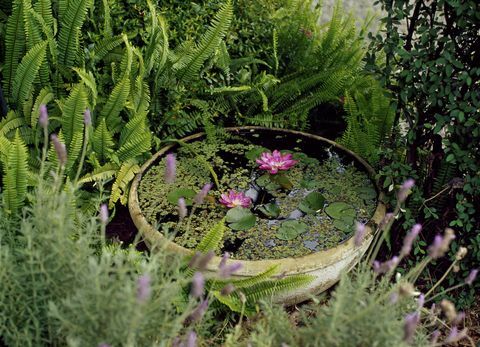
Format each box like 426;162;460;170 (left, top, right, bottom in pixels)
0;0;478;346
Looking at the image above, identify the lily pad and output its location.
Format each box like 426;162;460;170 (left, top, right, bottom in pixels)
356;186;377;201
258;203;280;218
333;218;355;233
299;191;326;214
226;207;257;231
245;146;269;161
325;202;356;219
300;179;318;189
272;174;293;189
276;220;308;241
167;188;196;205
256;174;280;190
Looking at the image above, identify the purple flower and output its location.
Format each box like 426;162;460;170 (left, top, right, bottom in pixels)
98;344;111;347
194;183;213;205
398;179;415;203
256;150;298;174
403;312;420;343
195;251;215;271
465;269;478;285
428;228;455;259
186;331;197;347
165;153;176;184
417;294;425;310
191;272;204;298
373;256;399;274
39;104;49;128
219;252;230;269
84;108;91;126
219;262;243;278
137;274;151;303
378;212;394;231
187;299;209;324
219;190;251;208
50;134;67;166
353;222;366;247
99;204;109;224
430;330;440;345
445;326;468;344
400;224;421;257
178;198;187;219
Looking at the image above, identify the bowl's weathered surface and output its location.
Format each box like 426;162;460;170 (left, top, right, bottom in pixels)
129;127;386;305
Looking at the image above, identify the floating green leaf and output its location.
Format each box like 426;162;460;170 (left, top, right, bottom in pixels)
356;186;377;201
167;188;196;205
299;191;326;214
226;207;256;231
256;174;280;190
273;173;293;190
257;203;280;218
245;146;268;161
325;202;356;233
276;220;308;241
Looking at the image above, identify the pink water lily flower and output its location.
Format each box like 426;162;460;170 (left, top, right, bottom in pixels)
256;150;298;174
219;190;251;208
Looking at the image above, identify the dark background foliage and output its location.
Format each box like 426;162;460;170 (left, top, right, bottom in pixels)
367;0;480;307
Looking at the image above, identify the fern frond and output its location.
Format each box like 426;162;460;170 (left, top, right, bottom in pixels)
100;76;130;133
174;0;233;82
108;159;140;207
60;84;87;147
3;130;29;213
73;68;98;109
33;0;53;28
78;162;117;184
57;0;92;68
30;86;54;128
12;40;47;108
92;119;114;162
65;130;84;175
3;0;26;98
92;35;125;62
195;219;226;254
0;110;25;138
209;265;279;291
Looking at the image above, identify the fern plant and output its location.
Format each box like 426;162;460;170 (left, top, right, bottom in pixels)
186;219;314;316
338;75;395;165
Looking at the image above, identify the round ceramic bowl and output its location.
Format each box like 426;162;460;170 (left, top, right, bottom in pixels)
129;126;386;305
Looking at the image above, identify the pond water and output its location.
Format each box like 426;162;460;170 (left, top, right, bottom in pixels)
138;129;377;260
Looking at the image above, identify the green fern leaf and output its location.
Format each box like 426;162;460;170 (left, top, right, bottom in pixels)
0;110;26;138
174;0;233;82
57;0;92;68
65;130;84;175
78;162;117;184
30;87;54;128
101;76;130;133
60;84;87;147
3;0;26;98
33;0;53;28
92;119;114;162
12;40;47;108
195;219;226;254
73;68;98;108
209;265;279;291
92;35;125;62
109;159;140;207
3;130;29;213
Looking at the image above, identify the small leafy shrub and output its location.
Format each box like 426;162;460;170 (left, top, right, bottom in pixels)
367;0;480;306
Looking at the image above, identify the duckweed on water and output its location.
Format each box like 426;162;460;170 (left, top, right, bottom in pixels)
138;136;377;260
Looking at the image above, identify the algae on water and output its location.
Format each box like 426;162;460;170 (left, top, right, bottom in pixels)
138;136;377;260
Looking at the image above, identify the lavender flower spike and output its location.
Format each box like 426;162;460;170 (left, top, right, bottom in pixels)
428;228;455;259
50;134;67;166
353;222;366;247
39;104;49;128
187;299;209;324
84;108;91;126
256;150;298;174
219;190;252;208
403;312;420;343
99;204;109;224
165;153;176;184
191;272;205;298
465;269;478;285
137;274;151;303
178;198;187;219
194;183;213;205
373;256;400;274
400;224;421;257
398;179;415;203
186;331;197;347
219;263;243;278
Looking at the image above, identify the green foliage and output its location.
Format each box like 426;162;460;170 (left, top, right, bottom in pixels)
195;218;226;253
338;76;395;164
368;0;480;305
0;176;196;346
276;220;308;241
225;207;256;231
2;131;28;213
